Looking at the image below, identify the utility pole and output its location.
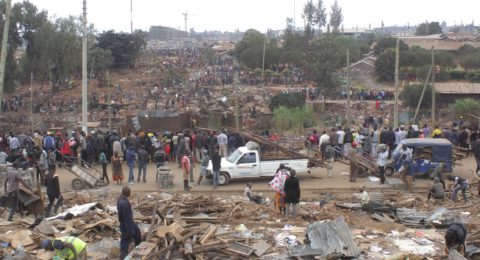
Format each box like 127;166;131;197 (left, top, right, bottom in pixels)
107;71;112;132
261;33;266;87
81;0;88;132
30;72;34;133
393;38;400;129
346;49;351;127
181;10;188;36
431;46;436;125
130;0;133;33
293;0;296;29
0;0;12;114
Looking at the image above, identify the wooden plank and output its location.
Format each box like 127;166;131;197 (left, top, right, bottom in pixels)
199;225;217;245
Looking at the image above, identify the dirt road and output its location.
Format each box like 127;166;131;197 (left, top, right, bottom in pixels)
53;156;478;199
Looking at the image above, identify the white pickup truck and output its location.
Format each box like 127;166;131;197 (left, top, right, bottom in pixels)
206;146;310;185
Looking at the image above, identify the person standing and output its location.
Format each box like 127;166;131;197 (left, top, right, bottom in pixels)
45;165;63;218
377;146;388;184
343;128;353;158
136;146;148;183
284;170;300;218
445;223;467;256
112;152;123;185
9;134;20;154
4;164;32;221
181;151;191;191
196;149;210;186
217;130;228;157
319;130;330;161
371;127;381;157
324;143;335;178
99;151;109;184
349;143;359;182
117;186;141;259
125;146;136;184
211;149;221;189
474;139;480;174
336;126;345;157
79;131;87;167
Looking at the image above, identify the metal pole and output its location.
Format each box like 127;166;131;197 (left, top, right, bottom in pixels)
431;47;436;126
81;0;88;132
261;34;266;87
393;38;400;129
412;66;432;124
346;49;351;127
293;0;296;29
107;71;112;132
0;0;12;114
31;72;34;133
130;0;133;33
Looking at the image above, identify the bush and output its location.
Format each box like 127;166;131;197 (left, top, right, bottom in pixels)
269;92;306;111
449;70;466;80
466;70;480;83
273;106;316;132
450;98;480;115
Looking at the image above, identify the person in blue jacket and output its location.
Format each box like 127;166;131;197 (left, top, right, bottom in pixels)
117;186;141;259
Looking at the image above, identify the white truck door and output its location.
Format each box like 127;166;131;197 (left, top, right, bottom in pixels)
235;152;259;177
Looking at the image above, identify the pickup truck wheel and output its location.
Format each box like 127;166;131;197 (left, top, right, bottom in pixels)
218;172;230;185
385;167;395;177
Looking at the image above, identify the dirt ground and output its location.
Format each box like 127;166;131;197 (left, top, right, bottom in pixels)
53;155;479;199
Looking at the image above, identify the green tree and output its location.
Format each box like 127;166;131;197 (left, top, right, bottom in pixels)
273;106;315;132
450;98;480;116
305;36;340;93
233;29;280;69
415;21;443;36
373;37;408;55
329;0;343;33
460;53;480;70
302;0;316;41
400;84;437;109
375;48;396;81
314;0;327;33
97;30;147;68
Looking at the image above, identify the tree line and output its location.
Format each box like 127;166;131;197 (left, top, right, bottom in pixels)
0;0;147;93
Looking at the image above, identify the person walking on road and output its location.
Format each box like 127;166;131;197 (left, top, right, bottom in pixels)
196;149;210;186
117;186;141;259
324;143;335;177
125;146;136;184
137;146;148;183
181;151;191;191
45;165;63;218
112;152;123;185
349;143;359;182
376;145;388;184
284;169;300;218
99;151;109;184
211;149;221;188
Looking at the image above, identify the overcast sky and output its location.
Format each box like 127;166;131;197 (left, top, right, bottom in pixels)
19;0;480;33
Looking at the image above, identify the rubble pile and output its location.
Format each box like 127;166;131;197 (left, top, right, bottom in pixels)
1;189;480;259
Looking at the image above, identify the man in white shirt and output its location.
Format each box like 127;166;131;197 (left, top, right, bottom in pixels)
354;186;369;205
371;127;381;157
336;126;345;156
319;130;330;160
217;130;228;158
377;147;389;184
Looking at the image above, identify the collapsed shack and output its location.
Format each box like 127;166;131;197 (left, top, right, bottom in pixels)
2;187;480;259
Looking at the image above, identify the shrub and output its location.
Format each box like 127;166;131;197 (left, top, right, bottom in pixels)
450;98;480;116
449;70;466;80
269;92;306;111
273;106;316;132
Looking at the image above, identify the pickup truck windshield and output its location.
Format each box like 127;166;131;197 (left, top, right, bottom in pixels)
227;149;242;163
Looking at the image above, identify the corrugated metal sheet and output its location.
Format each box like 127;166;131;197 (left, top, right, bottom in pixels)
435;83;480;94
290;217;360;257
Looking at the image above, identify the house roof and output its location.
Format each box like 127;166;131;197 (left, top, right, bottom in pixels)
434;82;480;94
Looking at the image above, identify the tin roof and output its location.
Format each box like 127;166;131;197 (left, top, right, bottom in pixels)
434;82;480;94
